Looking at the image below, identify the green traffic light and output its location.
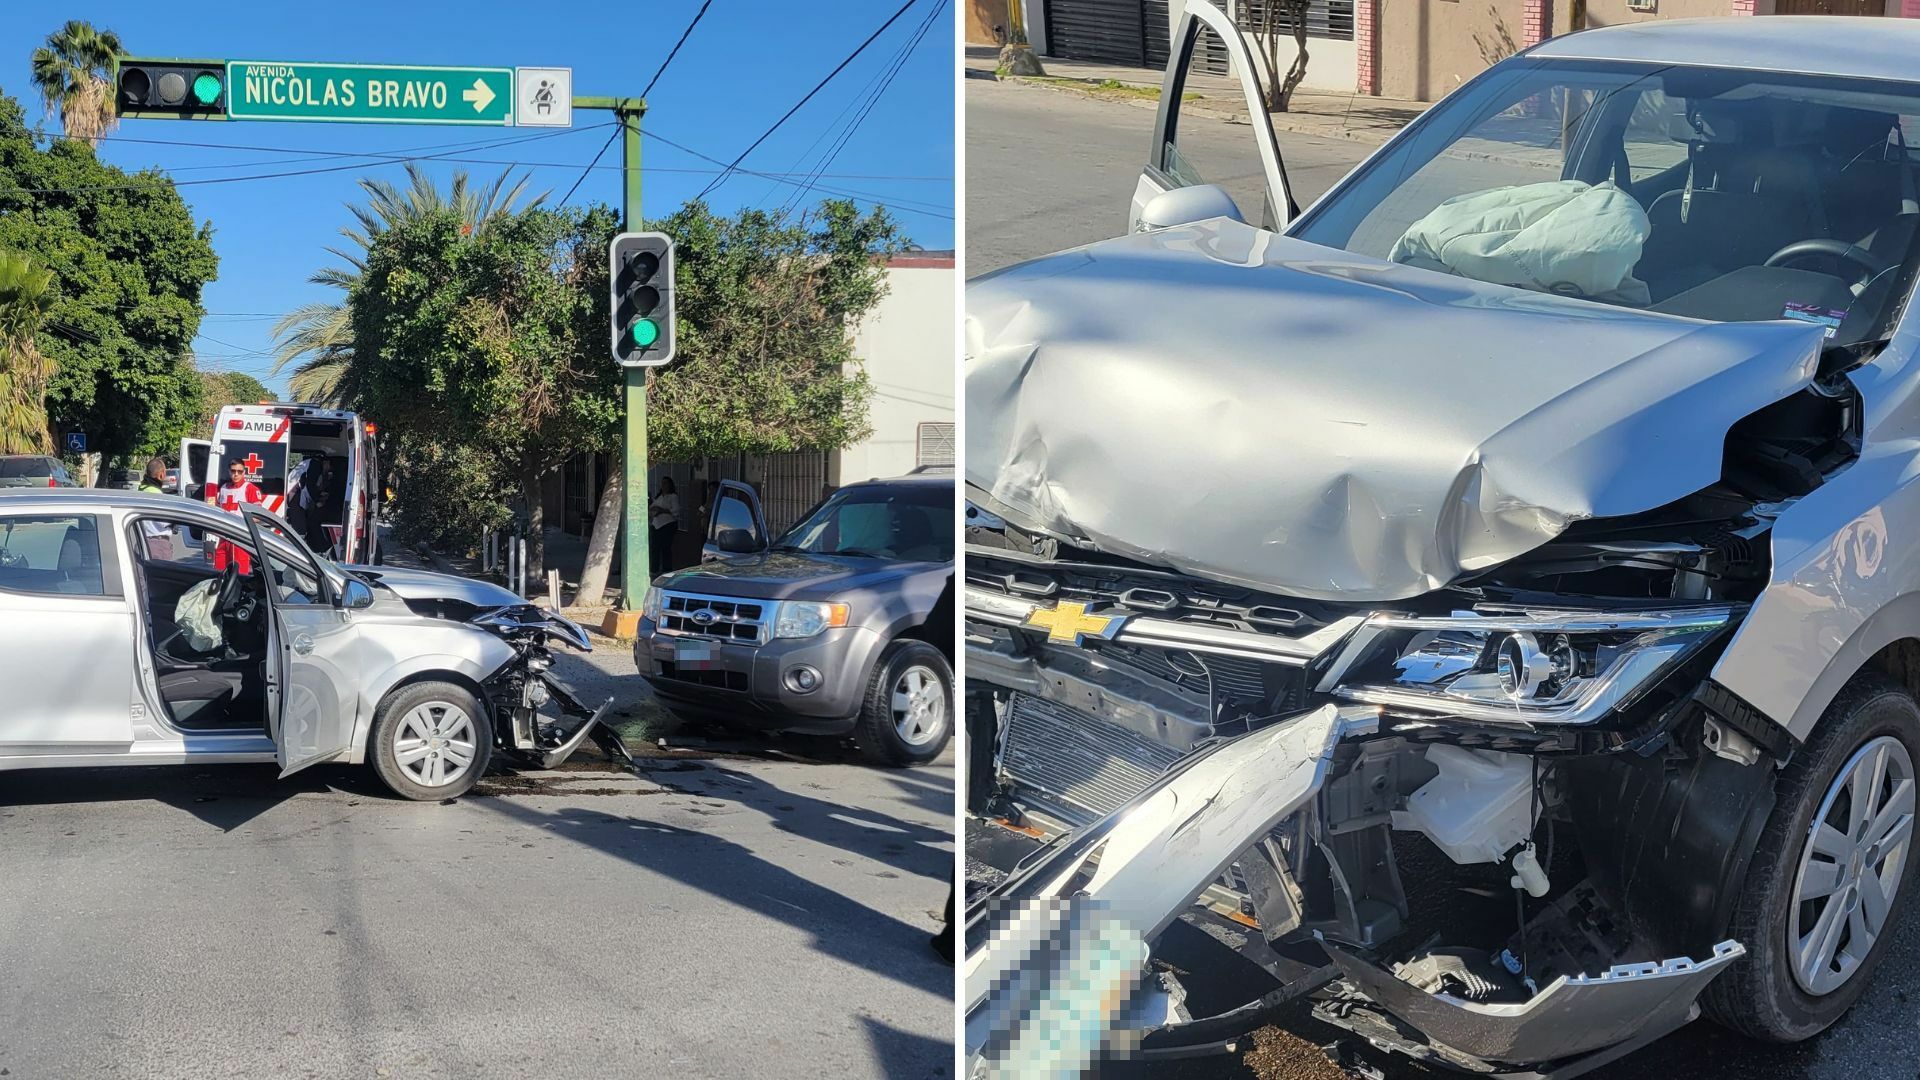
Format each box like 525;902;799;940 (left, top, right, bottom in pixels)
192;73;221;105
631;318;659;348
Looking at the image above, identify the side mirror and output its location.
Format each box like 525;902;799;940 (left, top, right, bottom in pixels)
1137;184;1244;232
715;527;759;555
341;578;375;610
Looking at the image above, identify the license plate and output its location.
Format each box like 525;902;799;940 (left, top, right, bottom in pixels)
674;641;714;668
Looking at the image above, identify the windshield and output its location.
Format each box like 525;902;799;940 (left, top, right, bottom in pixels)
775;484;952;562
1293;59;1920;346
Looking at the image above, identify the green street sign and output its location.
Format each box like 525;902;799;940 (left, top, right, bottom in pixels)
224;61;512;125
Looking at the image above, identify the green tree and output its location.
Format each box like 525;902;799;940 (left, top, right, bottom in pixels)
0;89;216;470
192;370;270;439
271;163;539;408
29;20;123;144
0;250;57;453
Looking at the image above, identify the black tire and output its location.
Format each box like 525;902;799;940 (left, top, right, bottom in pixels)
855;639;954;767
367;680;492;801
1703;671;1920;1041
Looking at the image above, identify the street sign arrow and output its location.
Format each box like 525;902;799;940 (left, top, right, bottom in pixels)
461;77;495;114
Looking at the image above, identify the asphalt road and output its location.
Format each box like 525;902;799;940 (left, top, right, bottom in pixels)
0;643;955;1079
963;74;1920;1080
965;75;1372;275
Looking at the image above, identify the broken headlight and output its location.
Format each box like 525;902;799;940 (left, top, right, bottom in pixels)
1331;606;1734;725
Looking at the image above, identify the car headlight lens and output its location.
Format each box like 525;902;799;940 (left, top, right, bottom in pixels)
1332;606;1735;725
772;601;851;639
641;586;665;623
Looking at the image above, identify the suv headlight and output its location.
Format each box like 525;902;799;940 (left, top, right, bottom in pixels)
641;585;665;623
1331;606;1735;726
772;601;851;639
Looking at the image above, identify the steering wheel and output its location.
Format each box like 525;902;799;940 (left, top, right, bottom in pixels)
1764;238;1891;284
217;560;257;625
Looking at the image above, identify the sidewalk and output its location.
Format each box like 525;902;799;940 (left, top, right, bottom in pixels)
965;43;1428;147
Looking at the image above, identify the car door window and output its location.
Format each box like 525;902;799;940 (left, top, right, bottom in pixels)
0;514;105;596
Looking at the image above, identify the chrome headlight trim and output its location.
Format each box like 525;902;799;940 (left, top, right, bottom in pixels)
1331;606;1735;726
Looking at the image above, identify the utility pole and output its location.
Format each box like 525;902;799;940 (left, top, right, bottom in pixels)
575;95;651;636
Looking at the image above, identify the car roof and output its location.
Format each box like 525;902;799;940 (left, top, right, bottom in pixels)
844;473;953;490
0;488;225;521
1531;16;1920;84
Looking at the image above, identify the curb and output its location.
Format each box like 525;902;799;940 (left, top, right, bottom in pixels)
991;73;1413;148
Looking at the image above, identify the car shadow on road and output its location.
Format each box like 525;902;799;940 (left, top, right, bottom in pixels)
475;794;955;1006
0;763;392;831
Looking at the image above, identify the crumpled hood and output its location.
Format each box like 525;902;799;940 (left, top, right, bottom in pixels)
349;564;524;609
966;222;1826;602
660;552;932;602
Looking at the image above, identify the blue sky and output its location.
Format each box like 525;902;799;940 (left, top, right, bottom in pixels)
0;0;955;394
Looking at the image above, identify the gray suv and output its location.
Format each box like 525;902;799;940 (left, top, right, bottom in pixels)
0;455;77;489
635;474;953;765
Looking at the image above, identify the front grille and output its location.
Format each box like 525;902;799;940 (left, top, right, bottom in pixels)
1001;693;1186;826
657;662;749;692
660;592;767;643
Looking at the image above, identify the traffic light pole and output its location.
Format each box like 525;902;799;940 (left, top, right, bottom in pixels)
576;95;651;633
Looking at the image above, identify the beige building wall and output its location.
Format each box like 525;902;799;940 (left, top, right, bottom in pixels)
968;0;1014;44
1378;0;1739;103
831;255;958;487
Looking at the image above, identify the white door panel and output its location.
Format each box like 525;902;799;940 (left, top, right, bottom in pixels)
0;591;136;747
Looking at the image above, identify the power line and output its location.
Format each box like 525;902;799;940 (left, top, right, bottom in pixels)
781;0;946;219
643;0;716;100
696;0;921;201
559;127;623;209
646;127;952;218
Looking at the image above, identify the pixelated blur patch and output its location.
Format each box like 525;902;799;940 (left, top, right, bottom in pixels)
966;895;1152;1077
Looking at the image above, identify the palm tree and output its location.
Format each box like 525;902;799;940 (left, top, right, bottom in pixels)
272;163;541;407
29;20;124;144
0;251;58;454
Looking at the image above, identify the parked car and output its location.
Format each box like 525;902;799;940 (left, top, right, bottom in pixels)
966;9;1920;1076
0;455;77;489
0;489;617;800
634;474;954;765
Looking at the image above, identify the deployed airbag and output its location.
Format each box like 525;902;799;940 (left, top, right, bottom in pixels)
176;578;223;653
1390;180;1652;303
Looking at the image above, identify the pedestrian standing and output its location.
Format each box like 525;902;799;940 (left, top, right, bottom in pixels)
136;457;174;559
213;459;263;575
649;477;680;577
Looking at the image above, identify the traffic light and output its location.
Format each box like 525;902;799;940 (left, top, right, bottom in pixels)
608;232;677;367
116;59;226;118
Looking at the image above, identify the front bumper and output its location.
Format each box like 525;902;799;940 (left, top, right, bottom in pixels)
634;619;884;734
965;702;1744;1075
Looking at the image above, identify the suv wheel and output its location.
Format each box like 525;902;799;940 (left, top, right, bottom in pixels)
368;680;492;800
1704;671;1919;1041
856;640;953;767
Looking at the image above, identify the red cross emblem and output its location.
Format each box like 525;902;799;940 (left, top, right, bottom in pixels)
241;452;264;474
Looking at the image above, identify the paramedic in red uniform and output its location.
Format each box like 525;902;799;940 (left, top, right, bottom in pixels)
213;459;263;574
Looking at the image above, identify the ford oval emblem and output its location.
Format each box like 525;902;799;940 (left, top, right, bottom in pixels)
691;609;717;626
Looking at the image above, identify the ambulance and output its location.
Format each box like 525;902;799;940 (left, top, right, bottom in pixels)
181;402;382;565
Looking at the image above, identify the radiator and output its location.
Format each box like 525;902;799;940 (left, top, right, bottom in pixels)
1000;692;1186;826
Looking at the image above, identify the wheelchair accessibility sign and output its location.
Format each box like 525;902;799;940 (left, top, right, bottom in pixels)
64;432;86;453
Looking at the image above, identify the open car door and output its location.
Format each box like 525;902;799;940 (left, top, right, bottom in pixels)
702;479;771;563
1131;0;1295;232
241;506;358;778
179;438;210;500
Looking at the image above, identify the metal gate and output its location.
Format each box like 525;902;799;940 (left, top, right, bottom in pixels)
1771;0;1886;12
1143;0;1231;73
1046;0;1147;66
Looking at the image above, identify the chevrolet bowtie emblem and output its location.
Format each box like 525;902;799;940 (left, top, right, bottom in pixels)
1023;601;1125;646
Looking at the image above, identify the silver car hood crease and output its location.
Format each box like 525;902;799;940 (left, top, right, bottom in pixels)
352;565;524;608
965;223;1828;602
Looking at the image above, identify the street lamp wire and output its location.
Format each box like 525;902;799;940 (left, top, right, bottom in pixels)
695;0;921;201
642;0;717;101
558;126;624;209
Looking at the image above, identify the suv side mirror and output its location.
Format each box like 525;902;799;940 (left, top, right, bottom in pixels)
1138;184;1244;232
341;578;375;610
715;527;758;554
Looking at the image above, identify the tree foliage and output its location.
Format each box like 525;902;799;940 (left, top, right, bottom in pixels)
0;249;57;453
0;89;215;465
193;370;270;439
28;19;122;144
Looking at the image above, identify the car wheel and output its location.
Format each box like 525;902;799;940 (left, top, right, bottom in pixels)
368;680;492;801
1703;671;1919;1041
856;640;953;767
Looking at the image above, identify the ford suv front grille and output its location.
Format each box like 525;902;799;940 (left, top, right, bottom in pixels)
659;592;767;644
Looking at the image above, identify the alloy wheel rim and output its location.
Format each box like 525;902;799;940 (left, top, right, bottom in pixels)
394;702;478;788
891;665;947;747
1789;734;1915;995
